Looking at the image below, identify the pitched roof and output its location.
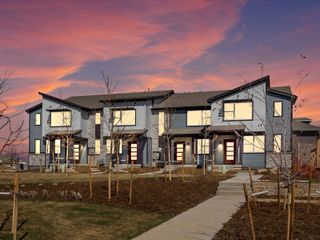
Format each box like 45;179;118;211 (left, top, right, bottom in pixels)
167;127;204;135
293;118;320;133
25;103;42;113
66;90;173;109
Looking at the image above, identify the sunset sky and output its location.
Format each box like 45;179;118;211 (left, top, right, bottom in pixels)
0;0;320;154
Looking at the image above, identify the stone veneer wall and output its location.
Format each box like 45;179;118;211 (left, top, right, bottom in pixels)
266;153;292;169
29;153;46;166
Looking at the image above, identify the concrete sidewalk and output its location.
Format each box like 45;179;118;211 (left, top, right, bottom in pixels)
133;172;261;240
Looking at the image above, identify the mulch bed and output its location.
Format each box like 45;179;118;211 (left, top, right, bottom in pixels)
214;202;320;240
0;175;228;216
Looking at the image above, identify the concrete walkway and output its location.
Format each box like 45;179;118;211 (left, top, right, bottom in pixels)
133;172;261;240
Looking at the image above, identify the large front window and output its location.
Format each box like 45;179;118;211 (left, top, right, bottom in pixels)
243;135;265;153
197;139;210;154
113;109;135;126
55;139;61;154
224;101;252;121
187;110;211;126
51;111;72;127
106;139;123;154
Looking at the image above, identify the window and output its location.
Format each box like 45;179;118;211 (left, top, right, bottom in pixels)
106;139;123;154
35;113;41;126
243;135;265;153
197;139;210;154
187;110;211;126
224;101;253;121
35;139;41;154
46;139;50;154
55;139;61;154
95;139;100;154
274;101;283;117
159;111;164;136
113;109;135;126
51;111;71;127
95;112;101;125
274;134;282;153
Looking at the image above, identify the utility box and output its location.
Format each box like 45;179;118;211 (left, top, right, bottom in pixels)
17;162;28;171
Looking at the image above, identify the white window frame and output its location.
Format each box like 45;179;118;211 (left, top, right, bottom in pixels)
187;110;211;126
274;134;282;153
95;112;101;125
223;101;253;121
55;139;61;154
35;139;41;154
35;113;41;126
243;135;265;153
197;139;210;154
51;111;72;127
274;101;283;117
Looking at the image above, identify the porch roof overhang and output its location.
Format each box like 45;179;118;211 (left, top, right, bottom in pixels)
206;125;245;133
113;128;148;136
167;127;203;136
46;130;82;136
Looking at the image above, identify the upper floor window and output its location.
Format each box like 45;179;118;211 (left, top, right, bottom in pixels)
51;111;71;127
273;101;283;117
35;139;41;154
243;135;265;153
95;112;101;125
113;109;135;126
46;139;50;154
35;113;41;126
95;139;100;155
223;101;253;121
187;110;211;126
273;134;282;153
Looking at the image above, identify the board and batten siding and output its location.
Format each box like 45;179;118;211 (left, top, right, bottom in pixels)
29;107;45;153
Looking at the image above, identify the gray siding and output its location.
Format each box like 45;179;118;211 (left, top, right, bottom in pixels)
242;153;265;169
171;109;187;128
29;108;45;153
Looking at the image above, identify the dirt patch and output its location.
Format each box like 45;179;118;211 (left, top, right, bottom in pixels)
214;202;320;240
0;175;228;216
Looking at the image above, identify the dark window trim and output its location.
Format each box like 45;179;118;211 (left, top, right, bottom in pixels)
35;113;41;126
49;110;72;127
273;101;283;117
112;108;136;127
222;100;254;122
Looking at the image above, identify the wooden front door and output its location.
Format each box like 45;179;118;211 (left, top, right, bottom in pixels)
224;140;236;164
129;142;138;163
175;142;185;163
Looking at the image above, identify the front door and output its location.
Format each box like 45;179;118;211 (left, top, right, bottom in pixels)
129;142;138;163
175;142;185;163
224;140;236;164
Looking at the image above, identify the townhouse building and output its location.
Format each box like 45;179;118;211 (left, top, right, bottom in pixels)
26;76;301;169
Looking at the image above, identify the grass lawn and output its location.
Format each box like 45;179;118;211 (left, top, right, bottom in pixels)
0;200;169;240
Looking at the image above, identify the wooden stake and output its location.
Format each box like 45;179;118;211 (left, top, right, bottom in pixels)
248;168;257;208
12;173;19;240
290;181;296;240
116;153;120;196
89;159;93;198
307;170;312;213
182;159;185;183
203;158;206;175
108;161;112;201
129;161;133;204
277;168;281;215
243;184;256;240
192;155;195;180
286;185;292;240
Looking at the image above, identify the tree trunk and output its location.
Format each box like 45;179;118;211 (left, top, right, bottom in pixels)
116;153;120;195
168;139;172;181
108;161;112;201
89;159;93;198
129;161;133;204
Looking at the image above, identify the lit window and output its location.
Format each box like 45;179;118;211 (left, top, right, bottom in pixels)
35;113;41;126
274;135;282;153
46;139;50;154
130;142;138;161
95;112;101;125
35;139;41;154
95;139;100;154
243;135;265;153
74;144;80;161
197;139;210;154
113;109;135;126
187;110;211;126
51;111;71;127
274;102;283;117
224;102;252;121
55;139;61;154
159;111;164;136
106;139;122;154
